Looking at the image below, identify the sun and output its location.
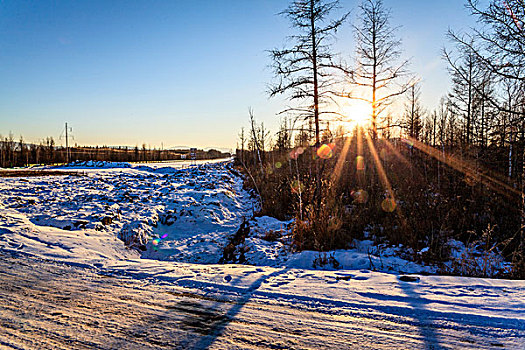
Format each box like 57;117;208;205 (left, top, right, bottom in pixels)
342;100;372;126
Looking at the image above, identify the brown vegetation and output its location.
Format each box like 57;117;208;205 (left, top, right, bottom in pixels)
236;126;524;278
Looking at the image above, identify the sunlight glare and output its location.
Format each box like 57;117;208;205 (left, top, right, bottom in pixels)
343;100;372;126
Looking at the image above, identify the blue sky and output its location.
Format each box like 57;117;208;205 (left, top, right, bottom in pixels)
0;0;477;149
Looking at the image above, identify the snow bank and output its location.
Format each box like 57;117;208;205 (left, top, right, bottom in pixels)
0;206;139;264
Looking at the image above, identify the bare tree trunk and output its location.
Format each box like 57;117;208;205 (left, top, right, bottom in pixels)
372;46;377;140
520;116;525;273
249;109;265;176
466;57;473;145
509;130;513;181
309;0;320;147
480;95;485;150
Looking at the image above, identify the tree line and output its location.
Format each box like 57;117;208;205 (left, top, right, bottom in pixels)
0;133;229;168
261;0;524;158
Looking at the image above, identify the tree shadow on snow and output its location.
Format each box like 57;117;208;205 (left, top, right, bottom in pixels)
104;266;292;350
397;277;444;349
183;267;292;349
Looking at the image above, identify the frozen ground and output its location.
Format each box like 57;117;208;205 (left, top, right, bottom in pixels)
1;160;253;264
0;159;434;272
0;160;524;349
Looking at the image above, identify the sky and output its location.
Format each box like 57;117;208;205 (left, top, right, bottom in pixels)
0;0;479;150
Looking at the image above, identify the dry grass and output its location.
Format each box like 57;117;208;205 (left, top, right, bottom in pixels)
239;137;524;277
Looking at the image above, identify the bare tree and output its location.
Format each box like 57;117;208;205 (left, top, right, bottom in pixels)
447;0;524;116
238;127;246;164
403;82;424;140
269;0;348;147
258;121;271;162
436;97;450;148
428;110;438;147
347;0;410;139
444;42;483;146
249;109;264;175
466;0;524;82
474;72;495;150
447;1;525;271
276;116;293;151
19;136;27;167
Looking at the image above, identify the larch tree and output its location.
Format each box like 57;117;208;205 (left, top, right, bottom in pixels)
464;0;524;83
403;81;424;140
444;42;482;146
447;0;525;277
348;0;410;139
238;127;246;165
446;0;524;120
269;0;348;147
473;71;495;150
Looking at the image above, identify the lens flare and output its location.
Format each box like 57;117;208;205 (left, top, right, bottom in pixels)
381;198;396;212
289;149;300;160
402;138;414;148
317;144;333;159
356;156;365;171
275;162;282;169
151;233;169;251
352;189;369;204
291;180;304;194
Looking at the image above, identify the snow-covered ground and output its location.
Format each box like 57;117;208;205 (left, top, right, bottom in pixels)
0;159;434;272
0;160;524;349
1;160;254;264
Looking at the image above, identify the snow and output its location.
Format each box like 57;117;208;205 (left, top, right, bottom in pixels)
61;160;133;168
0;160;524;348
442;239;511;277
0;159;461;274
2;160;253;264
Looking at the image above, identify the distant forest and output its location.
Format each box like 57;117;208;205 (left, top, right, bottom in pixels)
0;134;230;167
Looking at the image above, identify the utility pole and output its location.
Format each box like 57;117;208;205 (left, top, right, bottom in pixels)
65;122;70;164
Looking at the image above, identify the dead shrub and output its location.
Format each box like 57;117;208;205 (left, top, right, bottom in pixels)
261;230;282;242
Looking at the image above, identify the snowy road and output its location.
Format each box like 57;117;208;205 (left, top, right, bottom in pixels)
0;251;522;350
